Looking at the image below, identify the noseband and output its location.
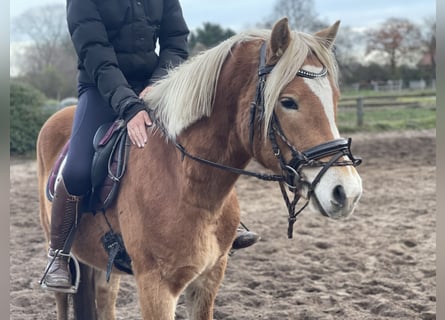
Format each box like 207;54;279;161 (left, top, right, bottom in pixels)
175;41;361;238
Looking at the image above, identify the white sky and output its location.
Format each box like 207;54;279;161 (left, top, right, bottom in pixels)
9;0;436;76
10;0;436;32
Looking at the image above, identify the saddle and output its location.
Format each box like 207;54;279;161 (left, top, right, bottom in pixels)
46;119;133;280
46;119;129;212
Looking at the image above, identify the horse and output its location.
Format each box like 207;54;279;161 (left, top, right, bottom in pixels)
36;17;362;320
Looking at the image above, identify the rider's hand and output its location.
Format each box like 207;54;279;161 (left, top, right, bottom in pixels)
125;86;154;148
127;110;152;148
139;85;152;99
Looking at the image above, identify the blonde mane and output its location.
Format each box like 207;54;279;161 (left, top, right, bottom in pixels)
144;29;338;140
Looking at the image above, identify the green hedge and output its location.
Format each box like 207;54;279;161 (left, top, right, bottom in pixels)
10;81;51;155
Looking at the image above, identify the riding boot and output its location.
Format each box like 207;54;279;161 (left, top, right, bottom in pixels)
43;177;83;289
231;228;260;250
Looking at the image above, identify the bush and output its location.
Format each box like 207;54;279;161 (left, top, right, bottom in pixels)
10;81;51;155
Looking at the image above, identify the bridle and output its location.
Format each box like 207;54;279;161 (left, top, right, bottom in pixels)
174;41;361;238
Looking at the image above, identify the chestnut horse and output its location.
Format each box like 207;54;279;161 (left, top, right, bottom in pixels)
37;18;362;320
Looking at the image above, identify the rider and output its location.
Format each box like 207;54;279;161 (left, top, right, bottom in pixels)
42;0;259;290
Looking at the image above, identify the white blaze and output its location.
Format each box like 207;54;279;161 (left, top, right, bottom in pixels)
299;65;363;219
302;65;340;138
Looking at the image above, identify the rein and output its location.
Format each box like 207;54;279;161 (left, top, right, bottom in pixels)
174;143;285;183
172;41;361;238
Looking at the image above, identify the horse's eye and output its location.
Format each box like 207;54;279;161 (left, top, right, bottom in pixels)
280;98;298;110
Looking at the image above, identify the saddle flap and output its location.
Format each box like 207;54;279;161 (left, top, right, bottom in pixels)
93;120;126;150
47;119;129;213
91;120;127;188
91;120;129;211
46;142;69;201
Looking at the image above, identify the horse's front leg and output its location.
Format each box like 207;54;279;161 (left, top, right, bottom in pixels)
184;256;228;320
183;190;239;319
133;257;203;320
134;269;180;320
94;269;120;320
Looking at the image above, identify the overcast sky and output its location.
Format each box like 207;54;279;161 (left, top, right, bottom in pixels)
10;0;436;32
9;0;436;75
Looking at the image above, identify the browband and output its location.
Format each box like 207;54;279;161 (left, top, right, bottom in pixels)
258;41;328;79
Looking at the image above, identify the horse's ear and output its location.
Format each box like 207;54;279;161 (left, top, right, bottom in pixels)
267;17;291;65
314;20;340;49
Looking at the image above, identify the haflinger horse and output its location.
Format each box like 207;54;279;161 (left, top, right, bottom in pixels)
37;18;362;320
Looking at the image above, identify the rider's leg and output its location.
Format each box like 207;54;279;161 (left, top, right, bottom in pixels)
42;84;117;290
44;177;83;287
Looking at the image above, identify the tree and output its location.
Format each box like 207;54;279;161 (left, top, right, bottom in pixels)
10;81;49;155
263;0;325;32
342;63;391;88
189;23;236;54
333;26;362;84
419;16;436;79
11;4;78;99
365;18;422;77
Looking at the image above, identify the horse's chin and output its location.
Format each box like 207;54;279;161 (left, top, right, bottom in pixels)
308;195;356;220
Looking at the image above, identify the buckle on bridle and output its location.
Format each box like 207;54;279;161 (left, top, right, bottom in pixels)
283;165;300;191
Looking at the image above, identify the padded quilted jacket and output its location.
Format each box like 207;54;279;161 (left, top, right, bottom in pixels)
67;0;189;117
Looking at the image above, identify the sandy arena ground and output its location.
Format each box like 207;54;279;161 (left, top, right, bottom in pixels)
10;129;436;319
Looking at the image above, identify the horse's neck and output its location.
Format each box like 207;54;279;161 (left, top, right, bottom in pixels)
176;109;250;209
164;41;258;211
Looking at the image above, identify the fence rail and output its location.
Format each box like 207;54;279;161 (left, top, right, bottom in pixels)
338;91;436;127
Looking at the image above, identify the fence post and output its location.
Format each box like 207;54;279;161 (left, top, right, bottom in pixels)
356;97;364;127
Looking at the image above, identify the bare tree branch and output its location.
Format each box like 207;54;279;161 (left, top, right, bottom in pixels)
366;17;422;76
12;4;77;99
262;0;325;32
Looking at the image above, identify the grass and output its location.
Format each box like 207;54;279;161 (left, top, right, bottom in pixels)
337;89;436;133
337;106;436;133
340;88;436;99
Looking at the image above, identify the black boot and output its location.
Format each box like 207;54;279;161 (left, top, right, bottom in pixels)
231;228;260;250
42;177;82;289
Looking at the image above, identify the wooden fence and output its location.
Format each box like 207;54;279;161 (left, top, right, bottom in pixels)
338;91;436;127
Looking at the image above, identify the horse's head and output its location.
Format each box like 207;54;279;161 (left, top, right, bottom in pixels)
145;17;361;221
249;18;362;220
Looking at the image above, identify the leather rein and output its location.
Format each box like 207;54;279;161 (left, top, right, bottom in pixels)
173;42;361;238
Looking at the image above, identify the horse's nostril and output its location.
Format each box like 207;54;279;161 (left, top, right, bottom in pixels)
332;185;346;207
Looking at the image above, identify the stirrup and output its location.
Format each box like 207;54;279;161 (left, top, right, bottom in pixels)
39;251;80;294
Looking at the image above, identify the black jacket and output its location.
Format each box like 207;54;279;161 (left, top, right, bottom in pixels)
67;0;189;119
